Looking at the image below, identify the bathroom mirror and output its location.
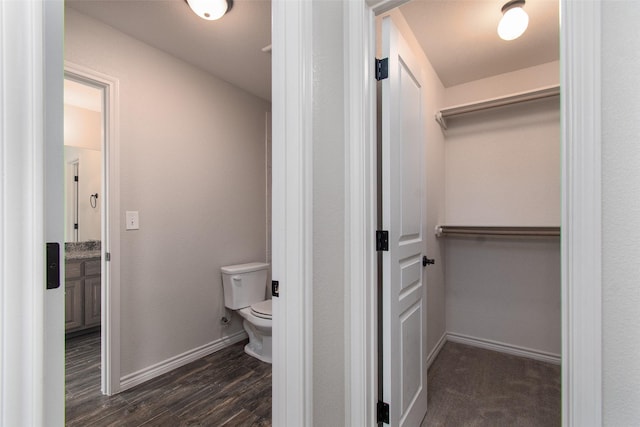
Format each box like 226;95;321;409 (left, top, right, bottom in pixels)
64;78;102;242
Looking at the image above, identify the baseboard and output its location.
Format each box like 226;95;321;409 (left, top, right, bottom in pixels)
426;332;447;369
119;330;248;392
446;332;561;365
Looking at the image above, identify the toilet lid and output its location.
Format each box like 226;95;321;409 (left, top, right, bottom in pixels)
250;299;272;319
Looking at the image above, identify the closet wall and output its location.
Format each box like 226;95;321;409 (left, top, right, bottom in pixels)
442;63;561;359
381;11;560;362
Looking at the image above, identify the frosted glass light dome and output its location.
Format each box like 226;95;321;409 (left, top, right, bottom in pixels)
187;0;228;21
498;2;529;41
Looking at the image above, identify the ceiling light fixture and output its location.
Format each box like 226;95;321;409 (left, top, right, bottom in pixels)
497;0;529;41
186;0;228;21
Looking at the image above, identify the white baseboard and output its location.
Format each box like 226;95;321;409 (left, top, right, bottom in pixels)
446;332;561;365
119;331;248;392
426;332;447;369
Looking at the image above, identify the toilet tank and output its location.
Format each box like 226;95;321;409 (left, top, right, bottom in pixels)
221;262;270;309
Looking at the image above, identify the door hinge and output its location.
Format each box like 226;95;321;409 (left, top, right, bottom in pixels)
376;58;389;81
74;175;78;182
46;242;60;290
105;252;111;262
376;230;389;251
423;255;435;267
377;400;390;424
272;280;279;297
74;223;78;230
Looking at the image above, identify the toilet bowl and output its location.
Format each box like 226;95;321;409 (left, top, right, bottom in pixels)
238;299;272;363
221;262;272;363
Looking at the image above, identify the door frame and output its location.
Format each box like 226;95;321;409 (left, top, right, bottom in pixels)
559;0;603;424
271;0;314;424
1;0;63;424
342;0;603;425
64;62;122;396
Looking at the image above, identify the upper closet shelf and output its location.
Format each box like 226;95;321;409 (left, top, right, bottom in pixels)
435;84;560;130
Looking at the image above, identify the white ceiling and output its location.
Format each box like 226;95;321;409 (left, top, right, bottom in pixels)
67;0;272;101
398;0;560;87
66;0;559;100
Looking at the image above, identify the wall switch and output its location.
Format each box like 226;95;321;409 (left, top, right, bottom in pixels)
125;211;139;230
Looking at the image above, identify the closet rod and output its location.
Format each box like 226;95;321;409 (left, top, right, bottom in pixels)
435;225;560;238
435;84;560;129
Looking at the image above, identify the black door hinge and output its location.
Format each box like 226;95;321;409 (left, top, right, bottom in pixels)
272;280;279;298
74;175;78;182
423;256;435;267
376;58;389;81
46;242;60;290
377;400;389;424
376;230;389;251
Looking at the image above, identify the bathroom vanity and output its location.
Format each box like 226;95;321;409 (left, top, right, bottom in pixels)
65;242;101;334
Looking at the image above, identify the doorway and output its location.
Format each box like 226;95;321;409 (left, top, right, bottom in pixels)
64;64;122;397
375;2;561;424
63;78;103;318
63;0;272;421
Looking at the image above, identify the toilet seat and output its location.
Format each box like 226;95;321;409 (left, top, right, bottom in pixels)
250;299;272;319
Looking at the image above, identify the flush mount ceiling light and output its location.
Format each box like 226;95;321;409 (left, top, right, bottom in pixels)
186;0;228;20
497;0;529;41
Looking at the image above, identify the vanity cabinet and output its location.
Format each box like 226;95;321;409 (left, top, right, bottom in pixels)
65;257;101;333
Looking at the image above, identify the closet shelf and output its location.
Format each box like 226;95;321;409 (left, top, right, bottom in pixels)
435;225;560;238
435;84;560;129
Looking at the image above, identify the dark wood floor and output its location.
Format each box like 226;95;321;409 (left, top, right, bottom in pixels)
67;334;559;426
66;332;272;426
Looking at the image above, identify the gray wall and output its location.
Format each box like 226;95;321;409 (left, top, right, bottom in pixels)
602;0;640;423
65;8;269;377
442;63;561;356
386;10;560;358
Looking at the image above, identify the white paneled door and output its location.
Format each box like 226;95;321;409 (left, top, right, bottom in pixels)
380;16;428;427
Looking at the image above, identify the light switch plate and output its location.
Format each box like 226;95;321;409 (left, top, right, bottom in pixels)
125;211;139;230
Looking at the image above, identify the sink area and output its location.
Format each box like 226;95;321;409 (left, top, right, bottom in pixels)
65;240;101;261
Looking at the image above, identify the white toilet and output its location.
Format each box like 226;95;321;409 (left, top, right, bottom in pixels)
221;262;272;364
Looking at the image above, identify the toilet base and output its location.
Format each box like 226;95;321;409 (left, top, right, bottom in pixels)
244;342;272;364
239;313;272;364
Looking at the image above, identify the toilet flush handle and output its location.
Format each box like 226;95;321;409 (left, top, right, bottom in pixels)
231;276;242;286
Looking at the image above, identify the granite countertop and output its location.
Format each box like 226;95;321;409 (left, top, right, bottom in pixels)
65;240;101;261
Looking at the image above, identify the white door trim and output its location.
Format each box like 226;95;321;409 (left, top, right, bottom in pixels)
560;1;602;425
342;0;603;425
343;2;412;425
344;1;378;425
1;0;49;425
64;62;122;396
271;0;314;425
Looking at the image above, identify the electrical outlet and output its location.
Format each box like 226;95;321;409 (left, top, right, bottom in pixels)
125;211;139;230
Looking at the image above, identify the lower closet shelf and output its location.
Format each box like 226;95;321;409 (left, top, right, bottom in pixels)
435;225;560;238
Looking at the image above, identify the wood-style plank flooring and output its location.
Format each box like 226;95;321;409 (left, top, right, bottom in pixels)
68;334;560;426
66;332;272;426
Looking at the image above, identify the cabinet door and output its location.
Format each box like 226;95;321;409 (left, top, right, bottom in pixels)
65;260;82;279
84;276;101;327
65;279;83;331
84;259;100;276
